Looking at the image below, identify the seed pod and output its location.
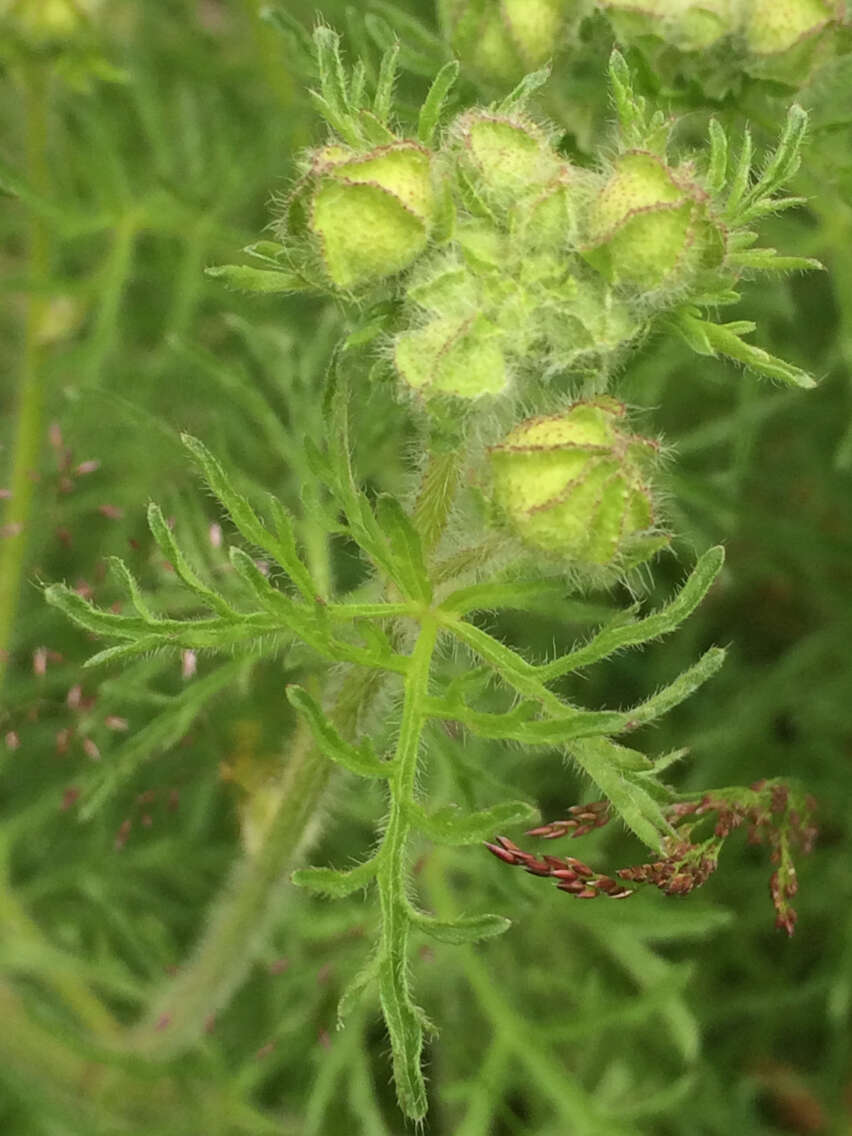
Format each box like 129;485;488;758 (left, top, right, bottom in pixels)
489;398;662;565
584;151;723;289
286;142;437;291
454;111;563;211
439;0;572;85
744;0;838;56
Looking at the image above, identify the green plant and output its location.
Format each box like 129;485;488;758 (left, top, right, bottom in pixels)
41;27;823;1123
2;2;849;1132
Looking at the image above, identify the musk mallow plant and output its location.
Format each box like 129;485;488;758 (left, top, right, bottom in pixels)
46;28;820;1122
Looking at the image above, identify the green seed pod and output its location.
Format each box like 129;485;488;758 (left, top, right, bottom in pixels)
454;111;564;215
439;0;572;85
584;151;723;289
744;0;838;55
289;142;437;291
395;313;508;399
489;398;661;565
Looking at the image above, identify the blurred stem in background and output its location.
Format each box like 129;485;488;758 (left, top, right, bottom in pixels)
0;64;50;692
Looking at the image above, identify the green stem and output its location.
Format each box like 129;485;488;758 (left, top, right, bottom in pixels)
0;67;50;691
125;451;445;1063
0;866;117;1039
376;614;439;1120
128;715;330;1057
0;981;289;1134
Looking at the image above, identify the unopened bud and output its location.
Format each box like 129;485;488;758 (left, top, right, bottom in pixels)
439;0;572;85
745;0;837;56
289;142;437;290
584;151;723;289
455;112;563;209
395;313;508;399
601;0;734;51
489;398;663;565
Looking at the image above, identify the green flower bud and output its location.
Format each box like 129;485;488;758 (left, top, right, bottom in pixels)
1;0;103;43
455;112;563;210
395;314;508;399
744;0;837;55
291;142;437;291
600;0;735;51
489;398;661;565
584;151;723;289
510;172;581;251
439;0;571;85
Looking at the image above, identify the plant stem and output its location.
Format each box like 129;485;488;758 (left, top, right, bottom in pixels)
0;874;118;1039
127;715;329;1057
127;450;446;1061
376;614;439;1120
127;663;383;1057
0;67;50;691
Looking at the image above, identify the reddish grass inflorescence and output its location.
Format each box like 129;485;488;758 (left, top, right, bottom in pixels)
486;782;817;934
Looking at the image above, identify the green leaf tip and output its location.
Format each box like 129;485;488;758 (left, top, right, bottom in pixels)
204;265;306;294
291;858;378;897
410;909;511;944
286;684;391;777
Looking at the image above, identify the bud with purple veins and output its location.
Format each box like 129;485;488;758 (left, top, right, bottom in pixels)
454;111;564;211
745;0;840;56
584;151;725;290
488;397;665;567
284;141;438;291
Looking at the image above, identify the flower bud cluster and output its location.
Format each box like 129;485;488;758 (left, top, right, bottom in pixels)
392;110;642;399
600;0;844;91
601;0;841;56
269;43;812;572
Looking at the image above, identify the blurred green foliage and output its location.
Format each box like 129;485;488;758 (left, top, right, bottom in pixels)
0;1;850;1132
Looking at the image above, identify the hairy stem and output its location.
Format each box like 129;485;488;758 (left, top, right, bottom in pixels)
0;67;50;690
126;664;382;1057
127;717;327;1056
124;451;447;1063
376;614;439;1120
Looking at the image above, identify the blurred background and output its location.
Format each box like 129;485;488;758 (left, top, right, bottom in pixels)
0;1;850;1132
